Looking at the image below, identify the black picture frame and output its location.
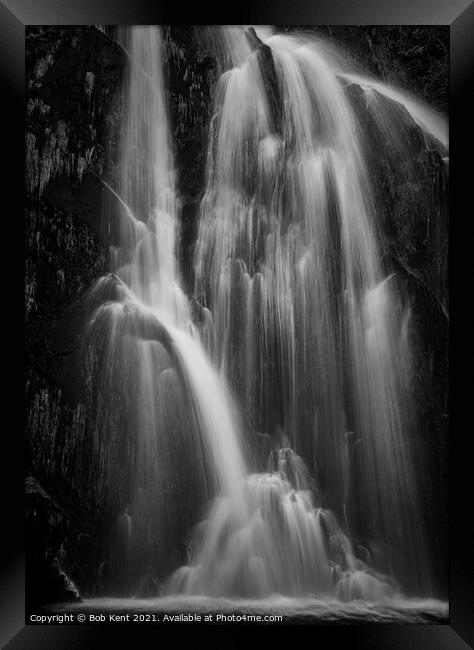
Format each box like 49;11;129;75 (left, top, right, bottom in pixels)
2;0;473;647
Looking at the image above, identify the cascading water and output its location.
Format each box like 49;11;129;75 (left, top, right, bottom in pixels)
167;446;399;600
78;26;247;595
186;28;448;599
70;25;448;609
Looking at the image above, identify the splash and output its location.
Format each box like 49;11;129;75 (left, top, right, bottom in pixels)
167;449;398;600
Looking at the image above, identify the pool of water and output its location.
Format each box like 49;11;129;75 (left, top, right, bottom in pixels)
51;595;449;624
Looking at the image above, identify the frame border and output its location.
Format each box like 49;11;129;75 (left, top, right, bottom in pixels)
3;0;473;646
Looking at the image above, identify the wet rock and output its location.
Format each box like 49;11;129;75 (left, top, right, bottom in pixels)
25;474;82;606
245;27;282;136
26;26;125;200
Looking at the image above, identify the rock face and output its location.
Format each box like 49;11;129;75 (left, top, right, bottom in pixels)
163;26;220;291
25;474;82;607
25;26;449;603
26;27;125;198
282;26;449;114
25;26;126;604
244;27;283;135
25;26;125;378
343;79;448;596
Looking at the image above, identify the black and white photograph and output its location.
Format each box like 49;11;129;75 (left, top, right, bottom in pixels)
24;23;451;626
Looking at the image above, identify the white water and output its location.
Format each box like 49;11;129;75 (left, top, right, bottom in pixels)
340;72;448;149
61;594;448;623
82;26;247;593
167;449;397;600
111;26;246;498
190;29;448;599
75;26;448;607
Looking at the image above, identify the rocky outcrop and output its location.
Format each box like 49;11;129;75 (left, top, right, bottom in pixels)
244;27;282;136
25;27;127;604
25;474;82;606
164;26;220;290
26;26;125;200
343;78;448;596
282;26;449;114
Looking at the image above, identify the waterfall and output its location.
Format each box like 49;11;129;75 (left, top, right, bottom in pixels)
73;26;447;604
187;29;448;598
339;72;448;150
79;26;247;595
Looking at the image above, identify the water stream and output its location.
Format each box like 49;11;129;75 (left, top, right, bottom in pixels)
72;25;448;614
